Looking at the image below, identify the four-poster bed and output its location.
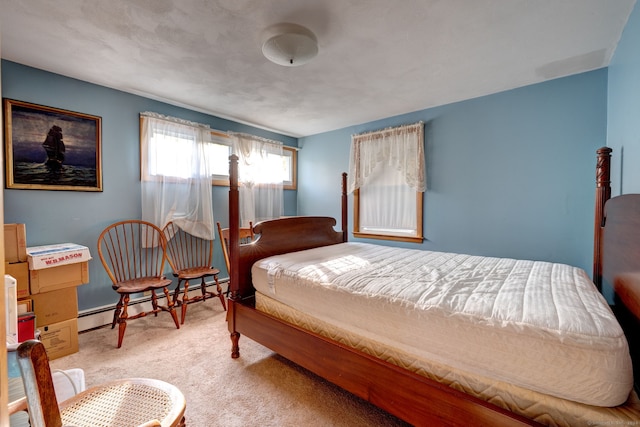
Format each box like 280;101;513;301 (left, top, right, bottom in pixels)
225;147;640;426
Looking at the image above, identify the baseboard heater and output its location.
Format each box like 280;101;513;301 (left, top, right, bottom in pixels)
77;278;229;332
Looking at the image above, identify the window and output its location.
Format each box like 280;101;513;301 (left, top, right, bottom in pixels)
354;173;423;240
141;122;297;190
140;116;214;182
348;122;425;243
139;112;215;239
210;138;296;190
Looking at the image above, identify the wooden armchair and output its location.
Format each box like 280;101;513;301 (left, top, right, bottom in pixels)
97;220;180;348
17;339;186;427
163;221;225;323
216;221;254;279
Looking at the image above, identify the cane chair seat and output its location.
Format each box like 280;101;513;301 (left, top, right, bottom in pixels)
17;340;186;427
59;378;185;427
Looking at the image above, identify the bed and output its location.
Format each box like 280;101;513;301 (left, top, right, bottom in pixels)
225;147;640;426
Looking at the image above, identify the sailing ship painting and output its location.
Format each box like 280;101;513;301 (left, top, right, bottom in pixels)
42;125;66;168
4;99;102;191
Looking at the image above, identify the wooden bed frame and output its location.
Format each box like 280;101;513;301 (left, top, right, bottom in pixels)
226;147;639;426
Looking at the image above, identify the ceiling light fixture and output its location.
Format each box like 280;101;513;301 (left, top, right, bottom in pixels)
261;23;318;67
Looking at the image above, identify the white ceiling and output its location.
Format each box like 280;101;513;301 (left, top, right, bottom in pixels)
0;1;636;137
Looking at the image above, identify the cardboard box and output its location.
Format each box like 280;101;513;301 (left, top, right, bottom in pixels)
4;223;27;263
31;287;78;327
26;243;92;270
39;318;79;360
5;261;29;298
29;261;89;294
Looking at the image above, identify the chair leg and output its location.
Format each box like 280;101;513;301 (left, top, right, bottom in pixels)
180;280;190;325
212;275;226;311
172;279;186;324
151;291;159;317
112;295;124;329
200;278;208;299
172;281;182;307
163;286;180;329
117;294;130;348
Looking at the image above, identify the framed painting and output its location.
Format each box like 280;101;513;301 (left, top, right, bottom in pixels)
3;99;103;191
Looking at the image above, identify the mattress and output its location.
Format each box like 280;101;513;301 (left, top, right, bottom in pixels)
251;242;633;407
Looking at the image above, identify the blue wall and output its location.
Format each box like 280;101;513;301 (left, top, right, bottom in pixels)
299;70;608;278
1;60;297;312
608;2;640;196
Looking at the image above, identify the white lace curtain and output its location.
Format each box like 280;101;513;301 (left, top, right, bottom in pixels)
140;112;215;240
229;132;284;227
347;121;426;193
348;122;425;236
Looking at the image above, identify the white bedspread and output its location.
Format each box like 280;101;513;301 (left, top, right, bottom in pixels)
251;242;633;407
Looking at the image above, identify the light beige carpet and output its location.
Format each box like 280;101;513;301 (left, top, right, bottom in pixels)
50;301;410;427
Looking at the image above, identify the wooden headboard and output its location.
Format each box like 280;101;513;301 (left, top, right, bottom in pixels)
591;146;640;390
227;154;347;300
600;194;640;390
601;195;640;292
592;146;640;312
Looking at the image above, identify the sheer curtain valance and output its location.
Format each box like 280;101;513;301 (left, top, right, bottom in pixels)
140;112;215;240
229;132;284;227
347;121;426;194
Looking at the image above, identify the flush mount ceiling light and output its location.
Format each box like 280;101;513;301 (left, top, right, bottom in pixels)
261;23;318;67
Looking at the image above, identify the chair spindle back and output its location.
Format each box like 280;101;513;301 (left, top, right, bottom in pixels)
97;220;169;286
163;222;213;272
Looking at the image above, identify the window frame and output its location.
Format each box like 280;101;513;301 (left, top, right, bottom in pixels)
140;120;297;190
353;188;424;243
349;121;425;244
210;138;297;190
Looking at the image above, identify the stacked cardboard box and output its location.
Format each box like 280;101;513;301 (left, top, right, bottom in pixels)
4;224;91;360
4;224;27;264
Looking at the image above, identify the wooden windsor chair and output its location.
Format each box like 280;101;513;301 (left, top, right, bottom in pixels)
163;221;225;324
17;340;186;427
97;220;180;348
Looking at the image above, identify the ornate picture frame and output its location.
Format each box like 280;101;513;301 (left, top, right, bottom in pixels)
3;99;103;191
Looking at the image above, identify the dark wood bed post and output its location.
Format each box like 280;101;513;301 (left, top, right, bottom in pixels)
341;172;348;242
593;146;612;292
228;154;241;358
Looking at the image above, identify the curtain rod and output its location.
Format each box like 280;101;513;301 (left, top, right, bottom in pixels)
141;114;301;150
140;111;211;130
228;131;300;150
352;121;423;140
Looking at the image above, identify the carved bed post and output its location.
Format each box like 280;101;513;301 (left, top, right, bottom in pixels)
342;172;348;242
228;154;241;358
593;146;612;292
